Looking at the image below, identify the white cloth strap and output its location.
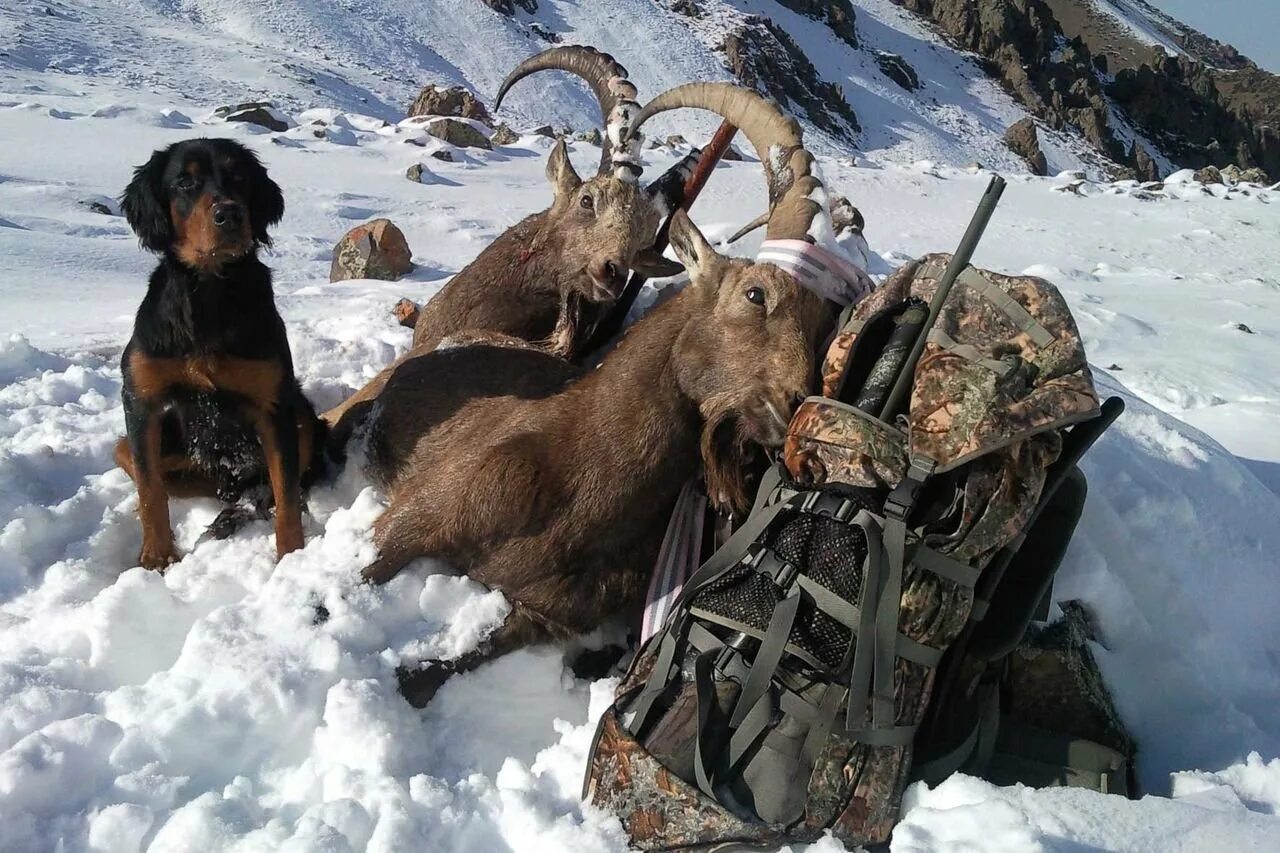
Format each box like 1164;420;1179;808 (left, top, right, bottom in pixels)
756;238;873;307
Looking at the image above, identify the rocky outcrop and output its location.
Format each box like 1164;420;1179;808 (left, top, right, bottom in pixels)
1004;118;1048;175
407;85;493;127
891;0;1275;181
1108;53;1278;182
774;0;858;47
721;15;859;141
875;51;920;91
331;219;414;283
480;0;537;14
490;123;519;145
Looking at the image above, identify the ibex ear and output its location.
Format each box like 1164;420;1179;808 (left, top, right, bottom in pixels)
632;247;685;279
546;138;582;199
667;209;723;283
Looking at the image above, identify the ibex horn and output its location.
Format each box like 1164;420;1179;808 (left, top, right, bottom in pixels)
494;46;642;181
628;82;825;243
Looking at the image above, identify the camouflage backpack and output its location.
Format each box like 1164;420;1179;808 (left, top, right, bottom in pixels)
583;241;1126;849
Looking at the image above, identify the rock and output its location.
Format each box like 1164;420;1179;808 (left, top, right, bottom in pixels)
429;149;455;162
490;123;519;145
407;85;492;127
426;118;492;150
1106;363;1123;371
1004;118;1048;176
531;125;556;138
575;127;602;146
405;163;426;182
330;219;413;283
1130;142;1161;183
722;15;858;141
665;134;688;148
875;51;920;91
670;0;703;16
774;0;858;47
1221;164;1270;185
722;143;745;161
79;197;117;216
1111;166;1139;182
392;297;421;329
214;101;288;132
828;195;864;237
1231;322;1255;334
1193;165;1223;185
480;0;537;14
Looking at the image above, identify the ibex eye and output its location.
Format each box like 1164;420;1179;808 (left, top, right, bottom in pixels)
745;287;766;306
579;194;594;211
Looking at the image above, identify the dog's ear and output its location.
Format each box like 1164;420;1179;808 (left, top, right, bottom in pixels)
244;151;285;245
121;146;173;253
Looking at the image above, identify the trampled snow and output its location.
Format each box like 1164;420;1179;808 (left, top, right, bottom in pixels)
3;1;1280;851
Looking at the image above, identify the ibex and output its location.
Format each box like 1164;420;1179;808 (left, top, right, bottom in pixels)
323;47;692;437
361;83;868;705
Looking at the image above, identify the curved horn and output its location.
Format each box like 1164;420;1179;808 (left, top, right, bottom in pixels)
628;83;824;242
494;46;642;180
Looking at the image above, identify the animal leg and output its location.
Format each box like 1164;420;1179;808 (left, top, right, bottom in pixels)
123;403;177;570
251;402;304;560
397;603;552;707
115;437;226;499
361;491;457;584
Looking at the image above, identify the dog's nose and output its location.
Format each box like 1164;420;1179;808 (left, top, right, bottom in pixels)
212;203;243;229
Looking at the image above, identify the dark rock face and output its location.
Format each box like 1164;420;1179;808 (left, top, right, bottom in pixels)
774;0;858;47
480;0;537;14
722;15;859;140
1004;117;1048;175
890;0;1275;181
407;85;493;127
875;51;920;91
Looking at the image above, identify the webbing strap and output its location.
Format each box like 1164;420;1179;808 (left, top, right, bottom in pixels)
626;621;688;737
845;511;885;730
729;593;801;728
914;546;982;588
797;575;860;630
692;652;720;799
874;508;908;727
926;328;1015;376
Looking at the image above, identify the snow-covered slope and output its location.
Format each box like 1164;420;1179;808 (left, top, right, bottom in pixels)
2;2;1280;851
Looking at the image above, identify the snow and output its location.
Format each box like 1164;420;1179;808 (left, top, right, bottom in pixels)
2;1;1280;851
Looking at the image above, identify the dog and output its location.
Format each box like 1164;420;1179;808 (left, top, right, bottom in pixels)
114;137;325;570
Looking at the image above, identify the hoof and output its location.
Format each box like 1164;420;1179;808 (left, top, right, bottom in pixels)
397;660;457;708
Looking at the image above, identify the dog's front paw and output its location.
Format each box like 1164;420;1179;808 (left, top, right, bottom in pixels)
139;545;179;572
396;660;457;708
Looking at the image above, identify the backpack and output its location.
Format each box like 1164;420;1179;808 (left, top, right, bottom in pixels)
582;250;1124;850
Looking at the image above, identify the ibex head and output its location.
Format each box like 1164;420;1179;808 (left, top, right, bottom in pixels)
627;82;866;512
495;47;684;305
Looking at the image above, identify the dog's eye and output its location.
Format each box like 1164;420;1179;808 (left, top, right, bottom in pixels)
175;175;198;191
745;286;766;307
579;194;594;211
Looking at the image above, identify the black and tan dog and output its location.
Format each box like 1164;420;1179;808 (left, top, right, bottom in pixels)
115;137;324;570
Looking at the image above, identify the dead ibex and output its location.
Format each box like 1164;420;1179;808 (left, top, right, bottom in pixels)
323;47;693;436
361;83;870;705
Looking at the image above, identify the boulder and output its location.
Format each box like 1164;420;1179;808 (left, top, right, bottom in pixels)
531;125;556;138
1003;118;1048;176
665;134;688;148
875;51;920;91
430;149;455;162
722;143;745;161
407;85;492;126
392;298;421;329
490;123;519;145
426;118;492;150
575;127;602;146
1221;164;1270;185
1131;142;1161;183
828;195;864;236
214;101;288;132
1193;165;1223;185
330;219;413;283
